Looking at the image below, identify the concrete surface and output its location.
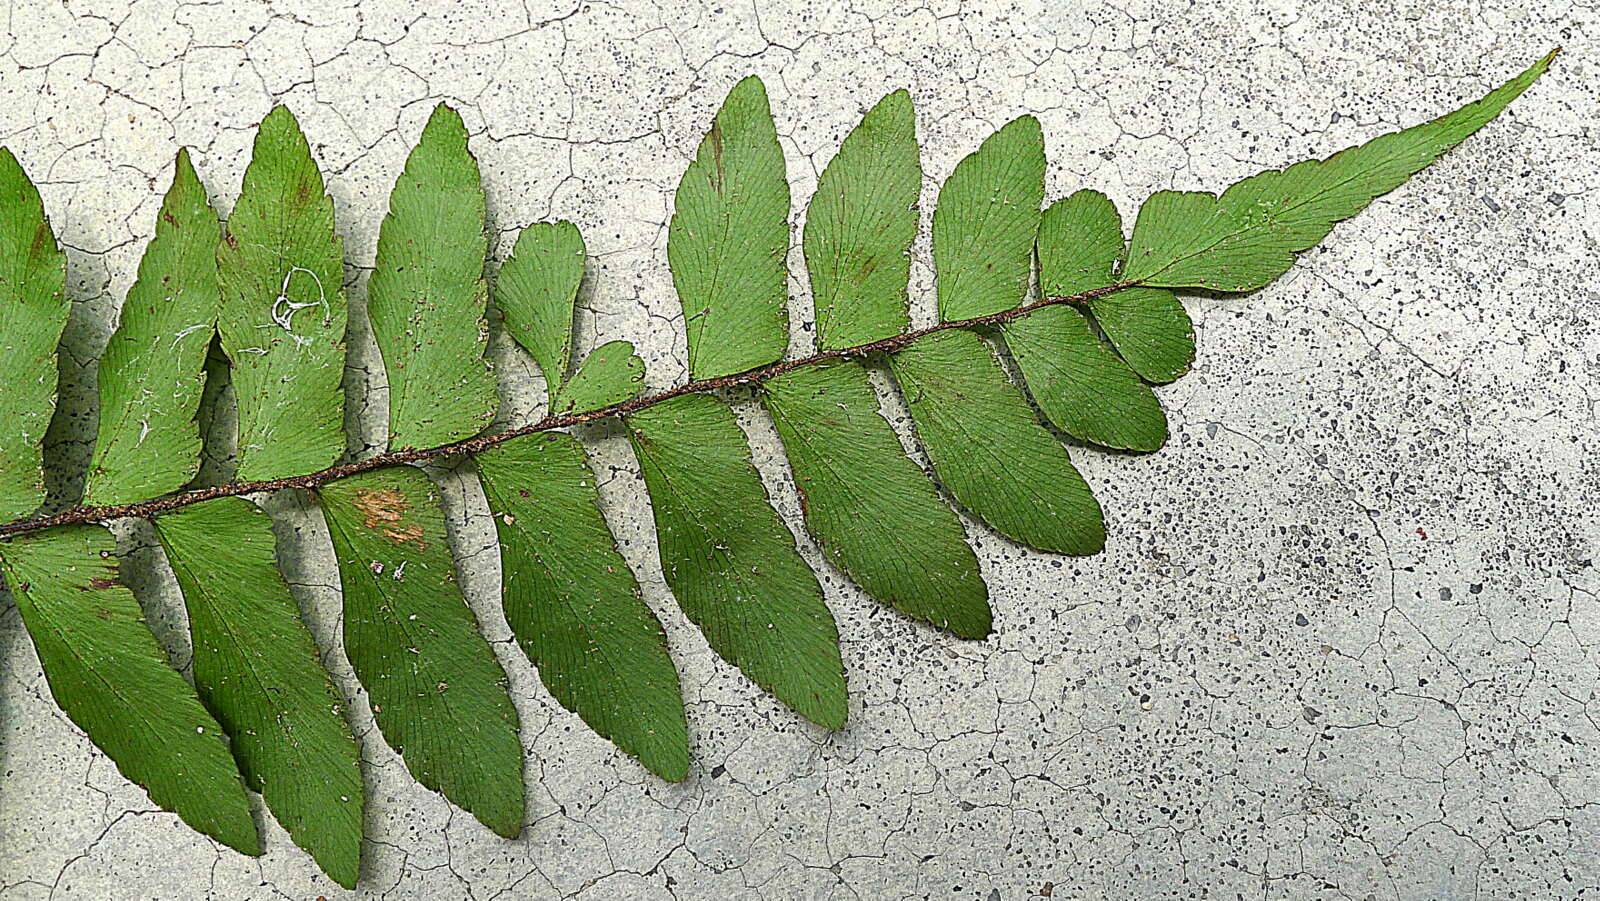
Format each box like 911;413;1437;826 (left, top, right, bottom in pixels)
1;1;1597;898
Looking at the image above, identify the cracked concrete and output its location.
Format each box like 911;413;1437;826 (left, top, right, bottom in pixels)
1;0;1597;898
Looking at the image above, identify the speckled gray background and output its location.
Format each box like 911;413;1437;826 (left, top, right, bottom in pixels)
1;1;1596;899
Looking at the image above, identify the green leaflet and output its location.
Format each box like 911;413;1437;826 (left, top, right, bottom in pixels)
804;90;921;350
1036;189;1194;384
550;340;645;415
1123;51;1557;292
1002;305;1167;453
933;116;1044;321
369;104;498;450
669;76;791;379
495;220;585;403
1087;288;1195;385
0;525;257;854
476;434;689;781
763;361;991;638
153;498;363;889
0;148;69;520
85;151;222;506
217;106;347;481
320;468;523;837
626;394;846;728
890;328;1105;555
1036;188;1124;296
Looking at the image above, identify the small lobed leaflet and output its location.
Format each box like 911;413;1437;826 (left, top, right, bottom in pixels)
1004;189;1173;452
933;114;1045;321
495;219;588;402
1033;188;1196;385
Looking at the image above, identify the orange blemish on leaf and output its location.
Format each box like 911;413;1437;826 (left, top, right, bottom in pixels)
351;487;427;551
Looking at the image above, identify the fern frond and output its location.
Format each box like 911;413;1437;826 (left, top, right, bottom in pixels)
0;51;1556;887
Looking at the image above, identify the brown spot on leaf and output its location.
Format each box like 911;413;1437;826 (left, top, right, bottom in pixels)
30;222;52;260
351;488;427;551
707;122;726;192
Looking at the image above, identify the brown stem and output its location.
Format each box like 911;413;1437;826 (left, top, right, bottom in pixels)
0;282;1132;539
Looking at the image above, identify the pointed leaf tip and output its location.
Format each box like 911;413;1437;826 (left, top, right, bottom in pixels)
1124;51;1557;292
